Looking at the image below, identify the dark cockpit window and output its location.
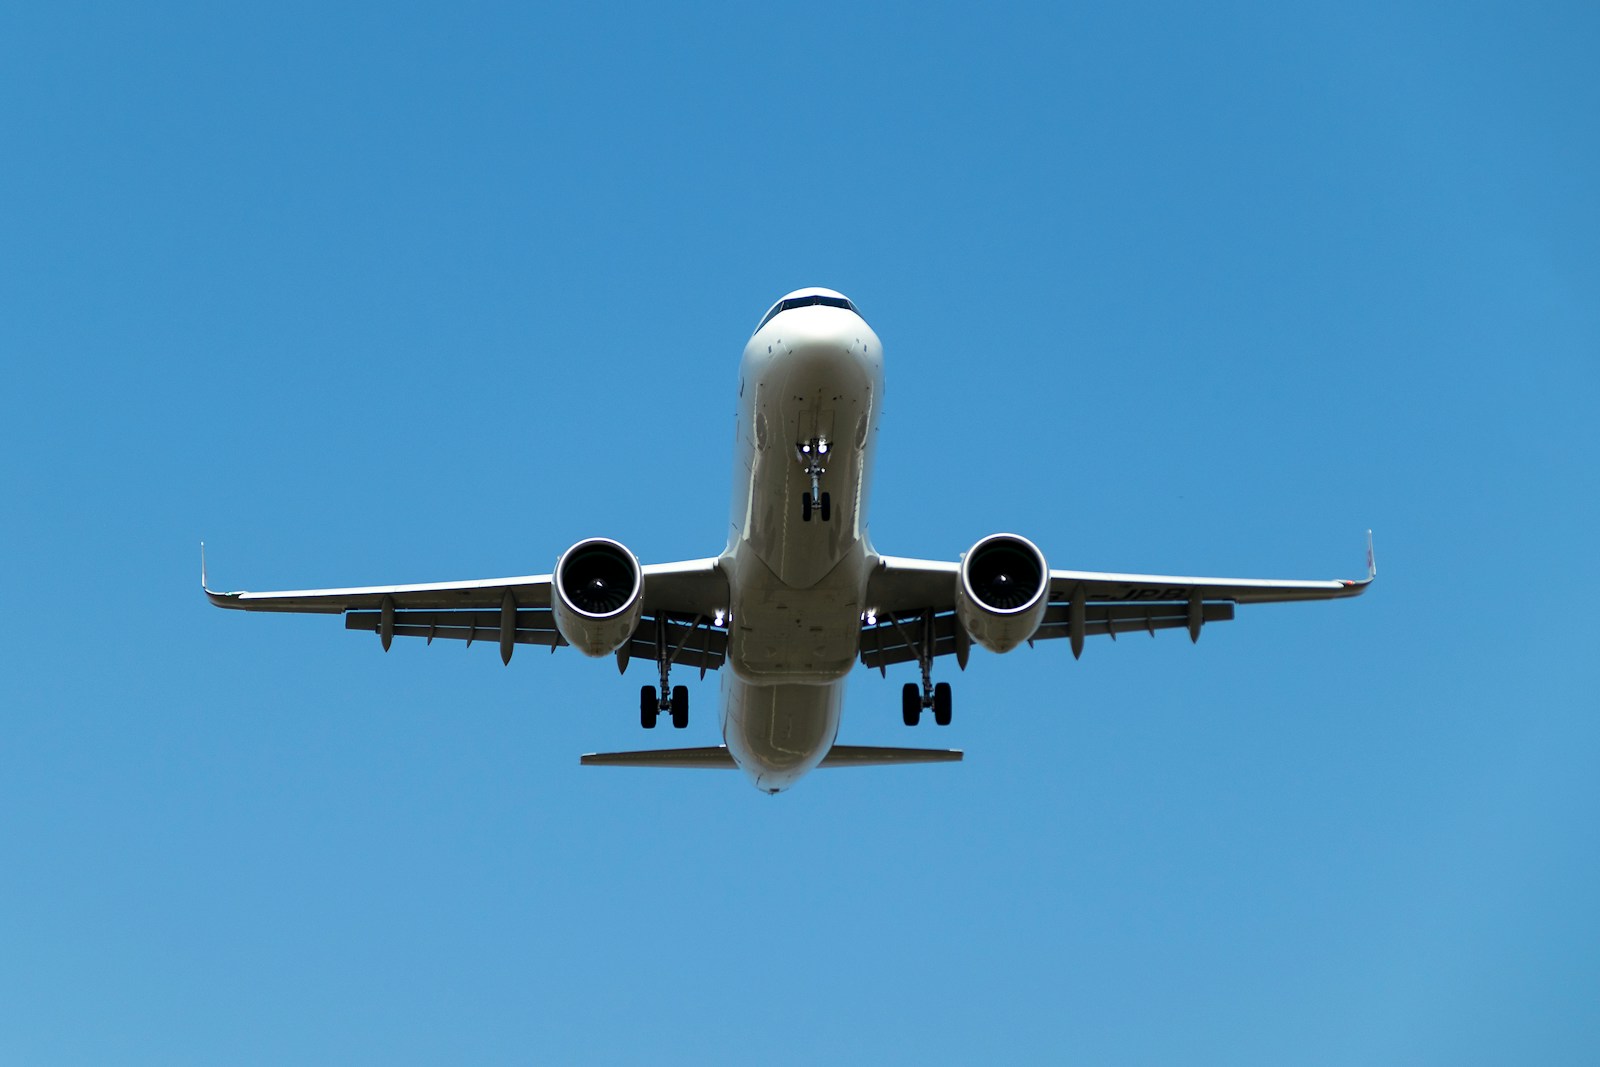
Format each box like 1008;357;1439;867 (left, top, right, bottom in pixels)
756;294;858;332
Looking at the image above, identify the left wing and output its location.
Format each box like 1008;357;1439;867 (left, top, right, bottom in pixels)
203;548;729;671
860;535;1374;671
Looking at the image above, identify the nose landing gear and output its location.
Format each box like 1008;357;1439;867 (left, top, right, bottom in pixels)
797;438;832;522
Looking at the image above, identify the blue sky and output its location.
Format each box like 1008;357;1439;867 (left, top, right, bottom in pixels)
3;2;1596;1063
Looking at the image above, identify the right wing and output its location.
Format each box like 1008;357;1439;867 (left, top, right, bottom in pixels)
203;549;730;671
860;534;1374;670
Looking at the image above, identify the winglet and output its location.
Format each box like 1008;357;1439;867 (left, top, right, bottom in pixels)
200;542;241;607
1336;531;1377;594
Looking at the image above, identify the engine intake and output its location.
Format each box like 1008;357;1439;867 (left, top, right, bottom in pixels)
553;537;645;657
955;533;1049;654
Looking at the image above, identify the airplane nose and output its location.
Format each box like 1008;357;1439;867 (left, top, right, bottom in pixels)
770;309;859;371
781;322;848;350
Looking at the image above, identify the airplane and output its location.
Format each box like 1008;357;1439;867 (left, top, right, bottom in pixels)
205;287;1374;794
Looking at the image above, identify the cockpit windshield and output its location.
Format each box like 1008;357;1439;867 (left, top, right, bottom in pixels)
755;293;859;332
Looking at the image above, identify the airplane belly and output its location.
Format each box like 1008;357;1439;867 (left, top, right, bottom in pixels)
725;547;868;683
722;676;843;793
714;299;885;781
742;344;876;590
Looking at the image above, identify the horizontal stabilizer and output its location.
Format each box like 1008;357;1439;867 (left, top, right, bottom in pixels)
580;744;963;770
819;745;963;767
581;746;737;769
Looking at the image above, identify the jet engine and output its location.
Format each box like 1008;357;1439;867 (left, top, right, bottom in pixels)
954;533;1049;654
552;537;645;657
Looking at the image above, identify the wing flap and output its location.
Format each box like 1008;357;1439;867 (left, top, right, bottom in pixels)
346;609;567;648
344;608;729;669
620;615;729;673
860;611;963;670
1030;600;1235;640
858;602;1238;667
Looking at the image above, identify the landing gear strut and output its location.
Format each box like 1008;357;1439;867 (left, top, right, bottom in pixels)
897;610;953;727
639;616;690;729
798;438;832;522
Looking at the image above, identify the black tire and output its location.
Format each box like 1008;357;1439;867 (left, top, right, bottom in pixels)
901;682;921;727
819;492;831;522
640;685;658;729
933;682;953;726
671;685;689;729
801;492;813;522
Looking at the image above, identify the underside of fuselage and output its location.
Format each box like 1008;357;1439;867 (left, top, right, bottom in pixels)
721;677;846;793
719;290;884;792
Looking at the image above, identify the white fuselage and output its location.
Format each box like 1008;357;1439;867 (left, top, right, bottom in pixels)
717;302;884;792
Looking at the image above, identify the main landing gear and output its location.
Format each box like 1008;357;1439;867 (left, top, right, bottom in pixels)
898;610;953;727
901;682;952;727
798;438;832;522
640;683;688;730
639;616;689;729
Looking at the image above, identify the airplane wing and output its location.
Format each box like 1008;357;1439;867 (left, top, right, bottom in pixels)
860;534;1375;671
203;548;730;671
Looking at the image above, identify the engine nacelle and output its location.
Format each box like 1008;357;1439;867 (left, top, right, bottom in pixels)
552;537;645;657
955;533;1049;654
